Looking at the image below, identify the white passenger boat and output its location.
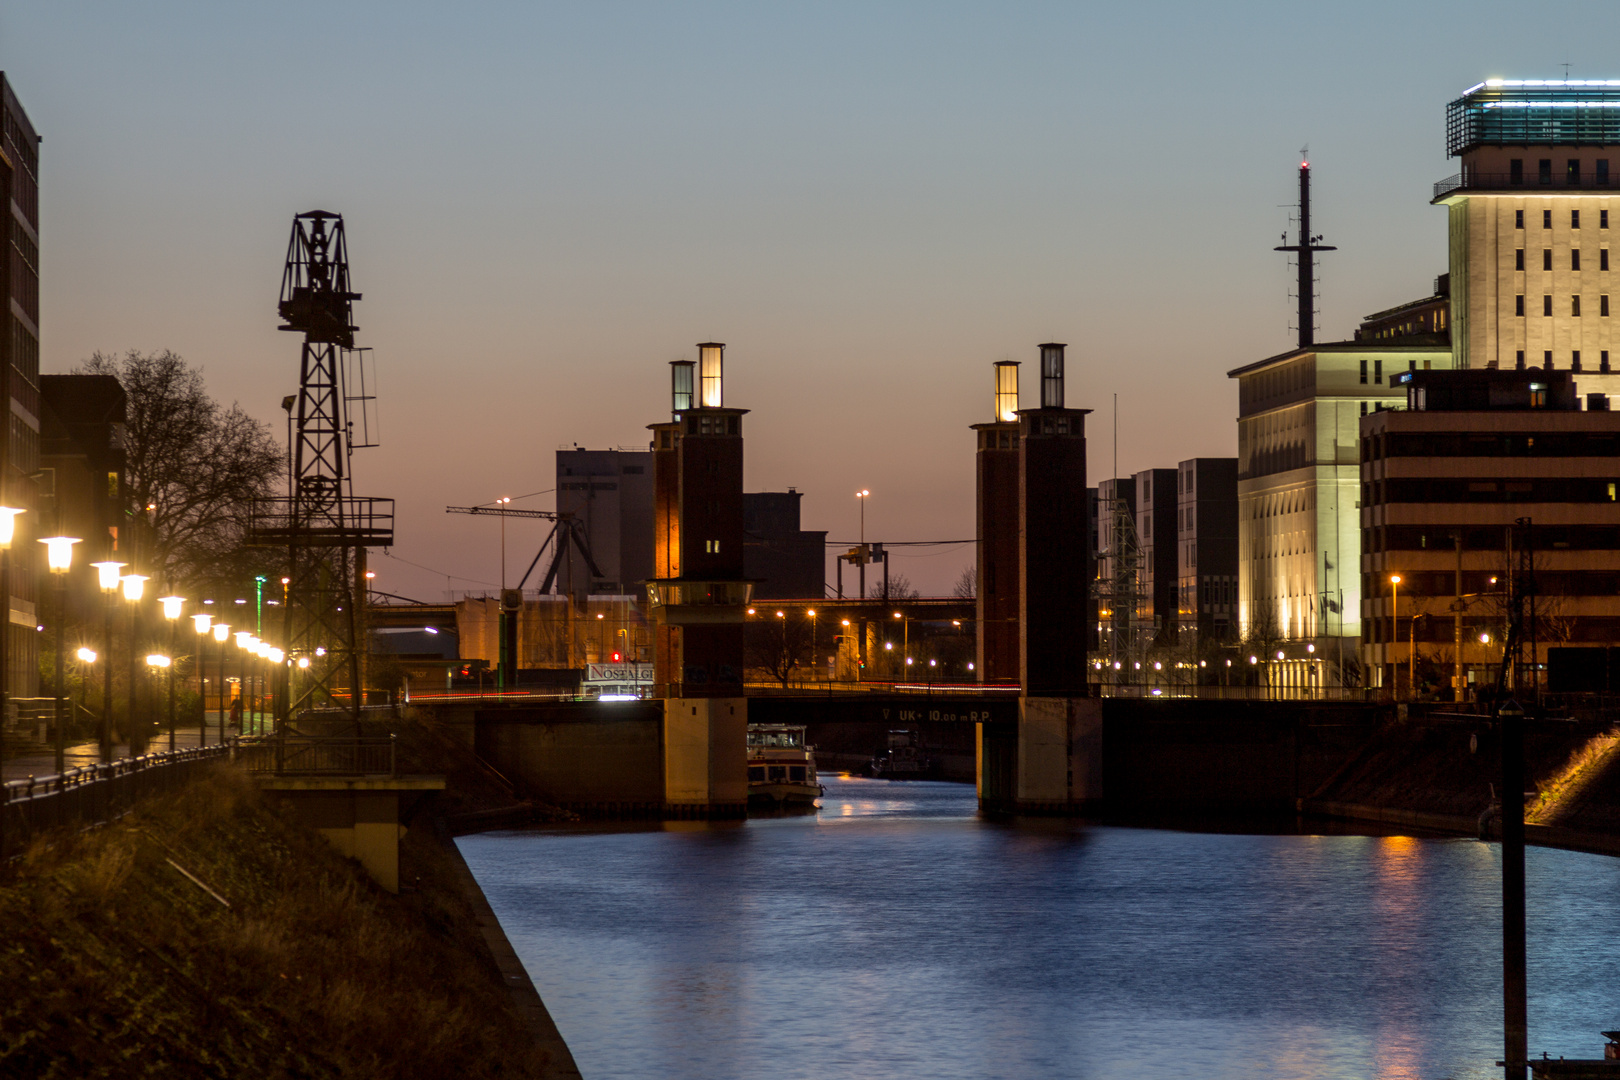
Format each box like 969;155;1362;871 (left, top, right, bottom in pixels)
746;724;821;807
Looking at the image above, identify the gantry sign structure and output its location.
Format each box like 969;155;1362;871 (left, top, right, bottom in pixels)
250;211;394;719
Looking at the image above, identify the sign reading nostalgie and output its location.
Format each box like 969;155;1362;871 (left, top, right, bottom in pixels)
585;663;654;686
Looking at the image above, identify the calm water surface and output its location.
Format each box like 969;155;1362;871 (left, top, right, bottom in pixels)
457;776;1620;1080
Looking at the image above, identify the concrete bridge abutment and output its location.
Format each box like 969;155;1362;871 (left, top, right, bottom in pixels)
662;696;748;818
977;696;1101;815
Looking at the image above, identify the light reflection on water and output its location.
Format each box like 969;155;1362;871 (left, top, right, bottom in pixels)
457;775;1620;1080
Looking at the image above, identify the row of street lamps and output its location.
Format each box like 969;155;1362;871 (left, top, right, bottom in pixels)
26;528;305;774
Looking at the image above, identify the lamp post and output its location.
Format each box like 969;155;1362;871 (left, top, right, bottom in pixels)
807;609;817;686
40;536;80;773
89;561;125;761
159;596;184;750
235;632;253;735
145;653;171;750
121;574;148;754
191;613;212;745
1389;574;1402;699
74;648;96;740
0;505;22;784
211;622;230;742
855;489;870;598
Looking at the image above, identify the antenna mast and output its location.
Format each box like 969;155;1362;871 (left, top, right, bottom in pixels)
1274;152;1337;348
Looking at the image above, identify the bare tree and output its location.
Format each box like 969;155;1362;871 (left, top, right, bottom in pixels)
953;564;976;599
745;612;817;688
77;350;284;593
878;573;920;601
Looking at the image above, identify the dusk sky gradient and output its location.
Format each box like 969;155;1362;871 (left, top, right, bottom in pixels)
3;2;1617;598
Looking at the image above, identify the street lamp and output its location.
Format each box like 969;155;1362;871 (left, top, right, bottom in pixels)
158;596;184;751
121;574;149;753
40;535;80;773
1389;574;1402;698
192;613;212;745
0;504;22;784
807;609;817;684
234;632;253;734
855;490;870;598
74;647;96;734
90;560;125;760
211;622;230;743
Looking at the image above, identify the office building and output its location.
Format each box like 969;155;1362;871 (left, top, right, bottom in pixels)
1134;468;1178;648
1360;368;1620;695
39;375;127;561
2;75;41;698
555;447;654;601
1175;457;1239;648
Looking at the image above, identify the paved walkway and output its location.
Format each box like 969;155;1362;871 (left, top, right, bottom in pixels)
0;711;265;782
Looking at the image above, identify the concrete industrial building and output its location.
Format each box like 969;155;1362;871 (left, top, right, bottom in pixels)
1175;457;1239;649
1360;368;1620;695
742;490;826;599
1;75;40;699
554;447;654;601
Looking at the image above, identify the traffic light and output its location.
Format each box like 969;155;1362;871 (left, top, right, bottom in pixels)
611;651;622;663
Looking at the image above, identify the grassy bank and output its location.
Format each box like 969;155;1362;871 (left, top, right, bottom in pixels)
0;766;550;1079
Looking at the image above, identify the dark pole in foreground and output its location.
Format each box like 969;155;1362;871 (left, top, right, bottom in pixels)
52;572;65;774
1499;697;1528;1079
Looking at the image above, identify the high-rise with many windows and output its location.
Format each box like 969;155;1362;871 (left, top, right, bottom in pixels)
1435;79;1620;384
1;74;41;697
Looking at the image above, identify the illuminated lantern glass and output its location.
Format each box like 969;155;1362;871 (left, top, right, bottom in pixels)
39;536;81;573
698;342;723;408
192;613;213;634
159;595;185;620
120;574;148;601
670;359;694;417
212;623;231;643
994;361;1019;423
0;505;24;547
91;561;127;592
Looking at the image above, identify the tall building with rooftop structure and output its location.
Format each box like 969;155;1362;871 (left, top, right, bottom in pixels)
1230;161;1455;693
1;74;41;699
1435;79;1620;384
555;447;654;603
1175;457;1239;650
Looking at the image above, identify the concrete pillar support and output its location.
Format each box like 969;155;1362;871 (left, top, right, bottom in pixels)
663;696;748;818
977;695;1101;815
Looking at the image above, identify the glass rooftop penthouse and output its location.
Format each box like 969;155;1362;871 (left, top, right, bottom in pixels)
1447;79;1620;156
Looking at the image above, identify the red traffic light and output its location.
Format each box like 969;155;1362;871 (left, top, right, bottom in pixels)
611;651;622;662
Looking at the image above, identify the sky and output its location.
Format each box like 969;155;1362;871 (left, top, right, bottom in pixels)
3;1;1618;599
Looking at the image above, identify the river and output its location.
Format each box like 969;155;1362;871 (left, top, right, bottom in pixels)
457;775;1620;1080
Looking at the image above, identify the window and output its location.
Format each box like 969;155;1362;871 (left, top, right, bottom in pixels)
1605;295;1612;317
1540;160;1553;185
1544;208;1554;228
1574;295;1583;317
1545;350;1554;367
704;540;720;553
1530;383;1548;408
1573;249;1582;270
1573;208;1582;228
1605;249;1612;271
1516;248;1525;270
1374;359;1382;383
1359;401;1367;416
1511;159;1524;185
1574;350;1583;371
1544;248;1553;270
1516;349;1526;369
1605;350;1613;372
1359;359;1367;384
1604;208;1611;229
1516;209;1525;229
1600;161;1611;186
1516;294;1526;316
1545;294;1554;316
1408;359;1416;372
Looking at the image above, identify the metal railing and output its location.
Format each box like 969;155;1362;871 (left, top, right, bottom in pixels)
1;743;236;859
236;733;397;777
1434;171;1620;199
